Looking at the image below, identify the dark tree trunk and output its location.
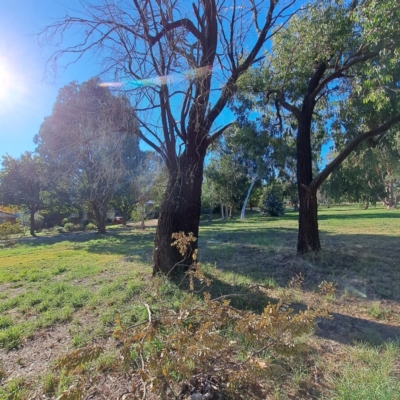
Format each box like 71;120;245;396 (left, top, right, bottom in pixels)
122;210;127;226
92;202;107;234
296;100;321;253
297;188;320;252
153;151;205;275
30;208;36;237
292;197;299;211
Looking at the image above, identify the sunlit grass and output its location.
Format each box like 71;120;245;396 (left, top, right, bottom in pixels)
327;343;400;400
0;205;399;398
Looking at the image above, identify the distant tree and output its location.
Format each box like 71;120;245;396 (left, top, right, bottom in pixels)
329;131;400;209
201;174;218;222
35;78;140;233
225;125;274;220
110;136;144;225
204;146;249;219
248;185;263;211
0;153;47;236
260;184;285;217
131;153;165;229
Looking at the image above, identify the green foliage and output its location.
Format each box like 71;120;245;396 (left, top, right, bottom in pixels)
63;223;83;232
61;218;69;226
367;302;392;320
0;377;27;400
260;185;285;217
0;221;23;241
84;222;97;231
35;78;141;233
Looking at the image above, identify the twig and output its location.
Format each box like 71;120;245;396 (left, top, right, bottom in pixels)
145;303;152;323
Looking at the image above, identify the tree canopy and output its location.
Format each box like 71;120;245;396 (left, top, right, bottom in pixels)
35;78;141;233
237;0;400;252
0;153;48;236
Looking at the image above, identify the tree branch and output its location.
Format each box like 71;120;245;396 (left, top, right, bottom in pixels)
310;114;400;191
150;19;202;46
206;122;235;146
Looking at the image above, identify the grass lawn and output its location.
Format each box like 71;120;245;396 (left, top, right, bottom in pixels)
0;206;399;399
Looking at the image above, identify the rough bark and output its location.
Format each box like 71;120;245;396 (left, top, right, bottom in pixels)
92;202;107;234
297;188;320;252
296;101;321;252
30;208;36;237
153;150;205;275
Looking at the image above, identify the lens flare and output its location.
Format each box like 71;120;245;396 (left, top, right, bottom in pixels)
99;65;212;89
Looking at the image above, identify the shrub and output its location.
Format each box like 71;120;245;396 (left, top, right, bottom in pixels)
85;222;97;231
0;221;24;241
61;218;70;227
63;223;83;232
260;185;285;217
83;219;96;226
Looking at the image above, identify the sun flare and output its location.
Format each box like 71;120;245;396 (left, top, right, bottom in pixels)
0;62;14;101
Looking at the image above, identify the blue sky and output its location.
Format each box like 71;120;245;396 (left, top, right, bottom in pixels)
0;0;97;159
0;0;329;165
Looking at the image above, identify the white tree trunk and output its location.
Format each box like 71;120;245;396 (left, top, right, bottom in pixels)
221;201;225;219
240;177;257;220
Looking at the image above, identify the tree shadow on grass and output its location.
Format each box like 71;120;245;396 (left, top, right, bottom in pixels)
317;211;400;220
198;225;400;346
199;226;400;299
316;313;400;346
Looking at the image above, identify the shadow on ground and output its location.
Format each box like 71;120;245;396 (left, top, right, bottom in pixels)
199;226;400;301
316;313;400;346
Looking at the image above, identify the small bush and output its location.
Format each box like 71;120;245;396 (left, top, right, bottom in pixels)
85;222;97;231
63;223;83;232
0;221;24;241
260;185;285;217
83;219;96;226
61;218;70;227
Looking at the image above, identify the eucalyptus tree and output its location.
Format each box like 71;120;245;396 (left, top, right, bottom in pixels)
0;153;48;237
40;0;299;274
226;124;275;219
239;0;400;252
35;78;140;233
329;131;400;208
204;150;249;219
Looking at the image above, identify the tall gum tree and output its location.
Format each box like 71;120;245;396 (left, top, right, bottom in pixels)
39;0;299;274
238;0;400;253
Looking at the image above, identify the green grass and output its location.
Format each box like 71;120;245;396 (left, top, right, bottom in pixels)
0;230;154;349
328;343;400;400
1;205;400;398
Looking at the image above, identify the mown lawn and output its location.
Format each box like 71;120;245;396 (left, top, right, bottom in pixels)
0;206;399;399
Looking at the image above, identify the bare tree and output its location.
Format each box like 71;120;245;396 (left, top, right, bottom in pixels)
40;0;298;274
